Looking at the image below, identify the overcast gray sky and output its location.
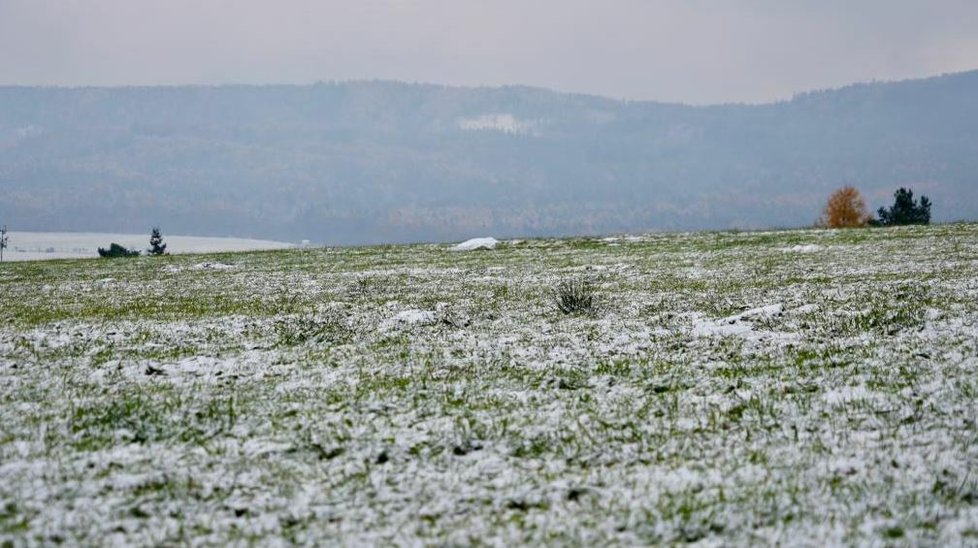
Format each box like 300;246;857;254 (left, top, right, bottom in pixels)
1;0;976;104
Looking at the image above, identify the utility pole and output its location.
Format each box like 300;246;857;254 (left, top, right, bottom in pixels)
0;225;7;262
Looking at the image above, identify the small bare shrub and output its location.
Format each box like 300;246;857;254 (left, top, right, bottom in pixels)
553;279;595;315
274;313;350;346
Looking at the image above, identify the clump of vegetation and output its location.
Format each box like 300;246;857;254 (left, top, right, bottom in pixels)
97;243;141;258
817;186;871;228
274;313;350;346
553;279;595;315
828;283;930;336
148;227;167;256
70;391;238;450
346;276;377;299
874;187;931;226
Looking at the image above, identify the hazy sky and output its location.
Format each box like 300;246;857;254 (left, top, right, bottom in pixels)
1;0;976;104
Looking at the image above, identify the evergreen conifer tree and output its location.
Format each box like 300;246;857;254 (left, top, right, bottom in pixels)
149;227;167;256
0;224;7;262
876;188;931;226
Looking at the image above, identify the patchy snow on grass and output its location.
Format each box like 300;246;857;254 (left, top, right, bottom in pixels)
2;223;977;545
689;304;800;343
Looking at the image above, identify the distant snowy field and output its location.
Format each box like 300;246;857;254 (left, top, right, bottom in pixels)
1;232;296;261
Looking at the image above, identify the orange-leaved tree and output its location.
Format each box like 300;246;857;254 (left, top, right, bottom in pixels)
818;186;871;228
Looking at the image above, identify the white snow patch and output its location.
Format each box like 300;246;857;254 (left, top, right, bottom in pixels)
451;237;499;252
380;310;437;331
690;305;799;342
735;304;784;320
194;262;236;270
691;320;755;338
783;244;822;253
243;439;294;458
456;113;538;135
395;310;436;324
823;385;872;405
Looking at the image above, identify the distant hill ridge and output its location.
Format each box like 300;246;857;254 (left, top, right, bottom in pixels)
2;71;976;244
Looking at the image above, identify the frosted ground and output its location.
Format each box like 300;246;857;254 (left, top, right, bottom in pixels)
1;224;977;545
0;232;295;261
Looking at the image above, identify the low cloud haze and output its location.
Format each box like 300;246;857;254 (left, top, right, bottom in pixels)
1;0;976;103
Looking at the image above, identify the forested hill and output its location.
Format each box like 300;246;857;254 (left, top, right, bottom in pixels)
2;71;976;244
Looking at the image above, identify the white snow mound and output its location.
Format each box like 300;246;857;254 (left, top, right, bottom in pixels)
451;237;499;251
194;262;236;270
394;310;436;324
690;304;798;342
783;244;822;253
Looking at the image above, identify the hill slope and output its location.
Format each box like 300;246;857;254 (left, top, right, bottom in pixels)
1;72;977;243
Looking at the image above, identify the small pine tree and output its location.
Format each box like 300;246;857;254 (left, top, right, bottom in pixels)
876;188;931;226
148;227;167;256
0;224;7;262
817;186;870;228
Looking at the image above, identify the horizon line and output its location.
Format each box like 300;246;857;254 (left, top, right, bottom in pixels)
1;68;976;108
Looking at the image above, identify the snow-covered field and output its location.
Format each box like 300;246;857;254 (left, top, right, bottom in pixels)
1;224;977;545
0;232;295;261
